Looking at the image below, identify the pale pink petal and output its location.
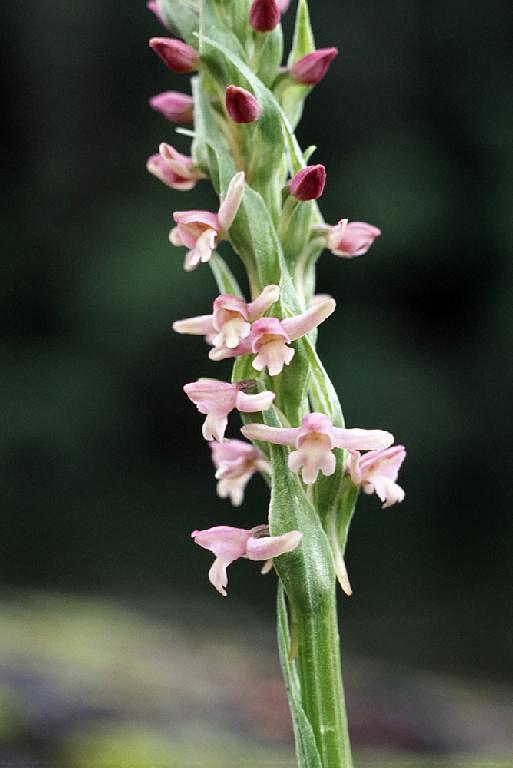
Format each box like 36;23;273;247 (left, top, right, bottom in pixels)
235;389;275;413
192;525;252;596
217;172;245;231
183;379;236;416
173;210;220;229
208;335;253;361
184;228;217;271
202;413;228;442
247;284;280;321
297;412;336;445
288;436;335;484
173;314;216;336
252;339;295;376
214;318;251;349
348;450;363;485
217;473;252;506
332;427;394;451
246;530;303;561
281;297;335;341
241;423;299;446
208;557;231;596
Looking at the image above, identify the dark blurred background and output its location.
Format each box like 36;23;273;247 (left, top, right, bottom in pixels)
1;0;512;764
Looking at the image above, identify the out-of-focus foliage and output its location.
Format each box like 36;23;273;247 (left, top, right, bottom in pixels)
1;0;512;690
0;593;511;766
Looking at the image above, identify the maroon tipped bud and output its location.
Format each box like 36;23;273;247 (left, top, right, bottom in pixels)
289;165;326;201
225;86;261;124
149;37;199;74
289;48;338;86
249;0;280;32
149;91;194;123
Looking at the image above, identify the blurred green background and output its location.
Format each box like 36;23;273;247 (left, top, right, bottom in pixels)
2;0;512;765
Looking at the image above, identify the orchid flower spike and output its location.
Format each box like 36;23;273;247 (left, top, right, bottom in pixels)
149;91;194;123
242;413;394;485
183;378;275;442
210;439;270;506
325;219;381;258
349;445;406;508
146;142;205;191
192;525;302;596
210;296;335;376
170;172;245;271
173;285;280;350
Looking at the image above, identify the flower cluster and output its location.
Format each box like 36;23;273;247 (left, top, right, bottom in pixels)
146;0;405;597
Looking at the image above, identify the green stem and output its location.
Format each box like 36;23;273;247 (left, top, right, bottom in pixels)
294;586;353;768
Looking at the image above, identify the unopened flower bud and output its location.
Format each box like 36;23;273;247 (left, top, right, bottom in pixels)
289;48;338;86
225;85;260;124
149;91;194;123
289;164;326;201
149;37;199;74
249;0;280;32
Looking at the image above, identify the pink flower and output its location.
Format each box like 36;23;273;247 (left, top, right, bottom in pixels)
210;296;335;376
349;445;406;508
211;439;270;506
242;413;394;485
173;284;280;350
275;0;290;12
192;524;302;596
170;172;245;271
146;142;205;191
326;220;381;258
225;85;261;124
149;91;194;123
289;48;338;86
149;37;199;74
183;379;275;442
147;1;168;28
249;0;280;32
289;165;326;201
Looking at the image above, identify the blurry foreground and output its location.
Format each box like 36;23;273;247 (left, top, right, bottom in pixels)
0;591;511;768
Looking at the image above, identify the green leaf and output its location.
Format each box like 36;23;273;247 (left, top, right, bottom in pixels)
288;0;315;66
280;0;316;128
277;584;323;768
256;27;284;89
208;252;242;296
159;0;199;47
199;2;250;87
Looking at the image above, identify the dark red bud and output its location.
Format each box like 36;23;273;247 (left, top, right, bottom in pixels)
289;165;327;201
249;0;280;32
225;86;261;124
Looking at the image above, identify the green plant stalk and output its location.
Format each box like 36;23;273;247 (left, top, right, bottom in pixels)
294;586;353;768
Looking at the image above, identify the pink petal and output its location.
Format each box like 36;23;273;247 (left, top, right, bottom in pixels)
246;530;303;561
173;314;216;336
281;297;335;341
217;172;245;231
247;285;280;320
235;389;275;413
241;423;299;446
332;427;394;451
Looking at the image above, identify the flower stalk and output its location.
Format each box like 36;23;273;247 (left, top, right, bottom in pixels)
145;1;406;766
